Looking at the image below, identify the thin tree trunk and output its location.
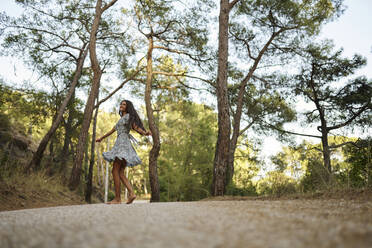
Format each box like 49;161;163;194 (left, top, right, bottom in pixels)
83;135;90;181
227;138;237;186
59;93;75;172
212;0;231;196
145;35;160;202
26;44;88;171
96;145;102;186
85;101;99;203
143;176;148;195
100;148;105;186
309;67;332;184
69;0;117;190
227;31;281;185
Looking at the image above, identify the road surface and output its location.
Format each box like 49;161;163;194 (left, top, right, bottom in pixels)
1;199;371;248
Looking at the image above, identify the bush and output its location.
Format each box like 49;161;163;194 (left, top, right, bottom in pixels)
0;112;11;131
226;182;257;196
300;159;330;192
108;191;115;201
256;171;299;197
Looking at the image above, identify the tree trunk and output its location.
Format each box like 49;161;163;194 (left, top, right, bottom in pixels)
85;102;99;203
227;31;281;185
212;0;231;196
25;44;88;171
227;137;237;186
69;0;118;190
145;35;160;202
321;127;332;182
59;93;75;172
96;145;102;186
83;135;90;181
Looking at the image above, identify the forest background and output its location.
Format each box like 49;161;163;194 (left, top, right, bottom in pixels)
0;0;371;206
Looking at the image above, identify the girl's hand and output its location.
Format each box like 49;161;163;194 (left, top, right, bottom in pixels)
145;130;152;136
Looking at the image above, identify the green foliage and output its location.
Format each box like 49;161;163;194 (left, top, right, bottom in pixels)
294;41;370;127
270;137;372;193
227;139;260;196
300;155;329;192
229;81;297;138
131;0;211;70
157;101;217;201
0;112;11;132
340;138;372;188
0;80;51;135
236;0;344;35
256;171;298;196
271;141;333;192
108;191;115;201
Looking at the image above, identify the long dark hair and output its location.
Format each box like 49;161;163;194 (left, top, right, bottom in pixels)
119;100;146;131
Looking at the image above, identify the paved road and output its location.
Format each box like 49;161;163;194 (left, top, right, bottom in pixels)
1;200;372;248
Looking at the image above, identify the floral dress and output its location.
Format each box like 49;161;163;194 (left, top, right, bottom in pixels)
102;113;141;166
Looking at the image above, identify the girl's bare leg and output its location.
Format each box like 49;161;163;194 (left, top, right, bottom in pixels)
119;160;136;204
108;158;121;204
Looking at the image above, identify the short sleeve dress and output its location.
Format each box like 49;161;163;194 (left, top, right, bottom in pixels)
102;113;142;167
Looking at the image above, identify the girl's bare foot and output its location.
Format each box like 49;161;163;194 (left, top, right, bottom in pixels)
126;194;136;204
107;198;121;204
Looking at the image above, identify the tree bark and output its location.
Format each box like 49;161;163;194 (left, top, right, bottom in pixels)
212;0;231;196
69;0;117;190
319;109;332;182
25;44;88;172
85;101;99;203
321;131;331;173
145;35;160;202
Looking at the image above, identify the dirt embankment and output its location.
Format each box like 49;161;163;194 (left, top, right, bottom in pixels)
0;126;88;212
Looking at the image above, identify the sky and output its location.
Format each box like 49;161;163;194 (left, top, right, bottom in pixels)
0;0;371;157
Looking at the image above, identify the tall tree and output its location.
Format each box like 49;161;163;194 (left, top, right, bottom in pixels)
212;0;344;194
227;0;342;187
131;0;209;201
292;41;371;181
212;0;241;196
69;0;118;190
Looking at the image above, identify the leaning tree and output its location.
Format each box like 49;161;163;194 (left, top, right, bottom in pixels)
292;41;371;182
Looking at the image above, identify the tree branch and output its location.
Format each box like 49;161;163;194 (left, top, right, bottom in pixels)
263;121;322;138
101;0;118;12
229;0;241;10
153;45;209;62
327;100;371;131
329;141;362;150
239;120;255;136
94;67;144;108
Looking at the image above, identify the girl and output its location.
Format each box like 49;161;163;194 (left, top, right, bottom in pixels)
96;100;151;204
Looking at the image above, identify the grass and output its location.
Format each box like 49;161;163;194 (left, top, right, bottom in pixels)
0;168;86;212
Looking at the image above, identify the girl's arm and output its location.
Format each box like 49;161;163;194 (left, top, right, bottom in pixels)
132;123;151;136
96;127;116;142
